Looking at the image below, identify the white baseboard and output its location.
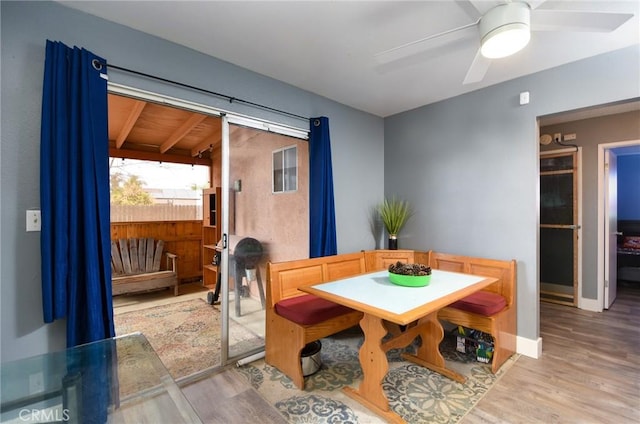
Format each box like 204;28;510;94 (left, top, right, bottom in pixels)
516;335;542;359
579;297;602;312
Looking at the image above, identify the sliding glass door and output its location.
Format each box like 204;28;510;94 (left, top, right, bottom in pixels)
105;84;310;374
219;116;310;364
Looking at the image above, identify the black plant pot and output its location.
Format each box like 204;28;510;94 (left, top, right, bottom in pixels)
388;236;398;250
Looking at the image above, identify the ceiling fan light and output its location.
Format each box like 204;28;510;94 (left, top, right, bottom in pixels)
479;2;531;59
481;24;530;59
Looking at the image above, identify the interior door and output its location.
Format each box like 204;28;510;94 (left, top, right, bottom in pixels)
540;151;580;306
604;150;618;308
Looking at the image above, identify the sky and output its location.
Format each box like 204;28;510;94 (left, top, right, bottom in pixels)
109;158;210;191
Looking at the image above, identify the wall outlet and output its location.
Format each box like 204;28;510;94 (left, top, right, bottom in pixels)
26;210;41;232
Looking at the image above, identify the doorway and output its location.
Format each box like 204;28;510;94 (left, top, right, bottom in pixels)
107;84;309;376
597;139;640;310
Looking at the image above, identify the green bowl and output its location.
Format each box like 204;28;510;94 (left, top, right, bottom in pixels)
388;272;431;287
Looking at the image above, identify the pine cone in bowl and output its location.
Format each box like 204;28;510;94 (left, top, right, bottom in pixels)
388;261;431;276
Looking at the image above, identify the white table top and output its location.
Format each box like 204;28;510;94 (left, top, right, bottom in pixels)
302;269;495;324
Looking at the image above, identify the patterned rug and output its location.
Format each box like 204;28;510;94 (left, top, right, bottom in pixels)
114;298;262;381
237;327;517;423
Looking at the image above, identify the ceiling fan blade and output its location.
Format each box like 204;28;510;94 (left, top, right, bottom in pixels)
465;0;503;15
374;22;477;65
531;9;634;32
454;0;483;19
527;0;549;11
463;48;491;85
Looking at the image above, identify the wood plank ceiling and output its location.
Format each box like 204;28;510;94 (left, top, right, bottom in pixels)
108;93;221;165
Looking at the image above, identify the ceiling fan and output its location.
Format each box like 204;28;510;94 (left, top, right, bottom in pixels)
374;0;634;85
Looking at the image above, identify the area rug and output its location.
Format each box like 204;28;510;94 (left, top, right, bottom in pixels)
237;327;517;423
114;298;262;381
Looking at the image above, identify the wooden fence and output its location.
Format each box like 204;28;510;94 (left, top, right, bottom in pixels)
111;204;202;222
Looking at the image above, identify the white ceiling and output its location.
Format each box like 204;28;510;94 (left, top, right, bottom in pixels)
59;0;639;117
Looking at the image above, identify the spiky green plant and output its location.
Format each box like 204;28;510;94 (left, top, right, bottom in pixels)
377;197;413;236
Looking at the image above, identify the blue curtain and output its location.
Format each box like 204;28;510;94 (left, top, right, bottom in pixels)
63;339;118;424
309;117;337;257
40;40;114;347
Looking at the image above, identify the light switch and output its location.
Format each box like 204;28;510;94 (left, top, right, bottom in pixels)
26;210;41;232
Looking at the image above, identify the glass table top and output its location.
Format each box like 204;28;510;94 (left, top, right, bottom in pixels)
1;332;202;423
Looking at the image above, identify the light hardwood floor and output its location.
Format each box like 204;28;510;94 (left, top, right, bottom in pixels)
181;369;287;424
464;281;640;424
181;282;640;423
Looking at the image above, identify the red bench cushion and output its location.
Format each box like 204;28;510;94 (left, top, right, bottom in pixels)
450;291;507;316
275;294;354;325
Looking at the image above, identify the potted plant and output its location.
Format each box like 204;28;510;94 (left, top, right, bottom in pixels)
377;197;413;250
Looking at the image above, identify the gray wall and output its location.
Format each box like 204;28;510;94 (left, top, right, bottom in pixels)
0;1;384;362
541;111;640;299
2;0;639;361
384;46;640;341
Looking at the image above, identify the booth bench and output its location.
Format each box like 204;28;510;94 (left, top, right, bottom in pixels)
266;252;366;389
266;249;517;388
429;251;517;374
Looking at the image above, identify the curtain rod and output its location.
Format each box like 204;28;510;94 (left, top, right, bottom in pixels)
92;60;310;122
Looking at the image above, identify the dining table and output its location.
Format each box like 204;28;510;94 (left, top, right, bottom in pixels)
300;268;498;424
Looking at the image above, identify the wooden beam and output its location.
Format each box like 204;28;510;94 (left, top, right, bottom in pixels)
109;147;212;166
160;113;208;154
191;134;221;157
115;100;146;149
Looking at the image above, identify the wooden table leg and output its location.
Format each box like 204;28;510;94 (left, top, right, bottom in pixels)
401;312;466;384
343;313;406;424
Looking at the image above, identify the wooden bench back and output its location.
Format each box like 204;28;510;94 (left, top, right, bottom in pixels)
428;251;517;307
362;249;431;271
266;252;367;307
111;238;165;276
266;249;515;307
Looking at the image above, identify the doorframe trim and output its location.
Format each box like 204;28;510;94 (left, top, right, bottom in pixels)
107;82;310;139
597;139;640;311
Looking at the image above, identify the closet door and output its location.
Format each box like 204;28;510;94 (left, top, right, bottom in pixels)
540;151;580;306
